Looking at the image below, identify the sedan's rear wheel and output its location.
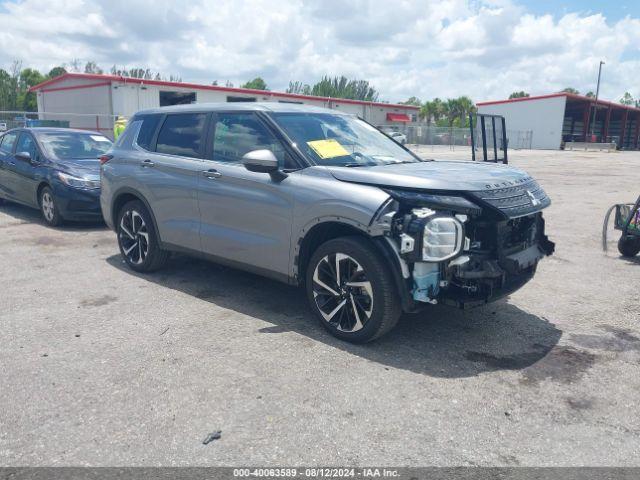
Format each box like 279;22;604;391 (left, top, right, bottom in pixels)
117;200;168;272
306;236;401;343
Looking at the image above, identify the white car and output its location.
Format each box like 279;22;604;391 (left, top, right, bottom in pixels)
0;123;7;132
389;131;407;144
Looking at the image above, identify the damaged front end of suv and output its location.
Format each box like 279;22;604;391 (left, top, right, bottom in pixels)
373;177;555;312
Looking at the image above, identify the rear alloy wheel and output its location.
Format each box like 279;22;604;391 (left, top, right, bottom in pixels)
40;187;63;226
306;236;401;343
117;200;168;272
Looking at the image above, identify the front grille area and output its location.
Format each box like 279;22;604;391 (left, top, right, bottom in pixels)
470;179;550;218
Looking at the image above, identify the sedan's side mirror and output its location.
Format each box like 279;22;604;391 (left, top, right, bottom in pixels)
242;149;279;173
15;151;31;163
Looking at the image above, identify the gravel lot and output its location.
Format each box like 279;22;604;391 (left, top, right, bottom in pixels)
1;148;639;466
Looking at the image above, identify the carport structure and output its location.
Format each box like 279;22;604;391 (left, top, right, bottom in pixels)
562;93;640;149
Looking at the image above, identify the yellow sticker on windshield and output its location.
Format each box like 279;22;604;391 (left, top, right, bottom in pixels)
307;139;349;159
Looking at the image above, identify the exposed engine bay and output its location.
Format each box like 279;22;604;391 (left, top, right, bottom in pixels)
375;180;555;310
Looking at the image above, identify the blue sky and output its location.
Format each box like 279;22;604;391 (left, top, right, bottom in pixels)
0;0;638;102
523;0;638;21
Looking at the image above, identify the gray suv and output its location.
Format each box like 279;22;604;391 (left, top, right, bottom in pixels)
101;103;554;342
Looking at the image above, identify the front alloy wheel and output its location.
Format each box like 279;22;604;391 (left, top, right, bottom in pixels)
40;186;62;226
306;236;401;343
312;253;373;333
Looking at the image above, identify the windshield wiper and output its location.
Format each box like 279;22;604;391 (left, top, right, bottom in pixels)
342;163;369;167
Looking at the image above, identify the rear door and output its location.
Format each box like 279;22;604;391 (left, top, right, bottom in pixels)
138;112;208;251
10;132;41;206
0;131;19;201
197;111;295;277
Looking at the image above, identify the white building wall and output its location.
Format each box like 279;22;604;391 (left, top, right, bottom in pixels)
36;78;113;136
477;96;567;149
36;78;419;134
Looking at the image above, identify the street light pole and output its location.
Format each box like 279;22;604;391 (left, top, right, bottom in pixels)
590;60;605;141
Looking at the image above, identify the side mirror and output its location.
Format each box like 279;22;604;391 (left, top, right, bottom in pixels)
15;151;32;163
242;149;279;173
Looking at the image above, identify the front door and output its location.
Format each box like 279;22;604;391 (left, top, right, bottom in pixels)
10;132;41;207
0;131;19;201
197;112;295;278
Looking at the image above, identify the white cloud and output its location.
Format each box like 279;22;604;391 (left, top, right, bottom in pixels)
0;0;638;102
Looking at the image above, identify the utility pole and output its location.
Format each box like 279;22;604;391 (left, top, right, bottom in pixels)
590;60;605;141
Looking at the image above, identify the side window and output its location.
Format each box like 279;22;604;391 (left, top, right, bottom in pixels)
155;113;207;158
0;132;17;155
135;115;162;150
15;133;39;160
212;113;290;167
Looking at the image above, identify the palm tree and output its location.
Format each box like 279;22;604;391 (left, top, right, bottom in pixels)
456;96;476;127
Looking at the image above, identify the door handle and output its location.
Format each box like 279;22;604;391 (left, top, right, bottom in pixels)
141;159;155;168
8;161;16;166
202;169;222;179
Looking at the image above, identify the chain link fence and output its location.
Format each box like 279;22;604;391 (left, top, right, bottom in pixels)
0;111;125;140
379;124;533;150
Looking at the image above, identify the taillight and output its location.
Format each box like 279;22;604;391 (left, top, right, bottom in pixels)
99;154;113;165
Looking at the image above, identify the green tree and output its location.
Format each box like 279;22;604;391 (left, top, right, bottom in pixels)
561;87;580;94
241;77;268;90
401;96;422;106
585;91;595;98
456;96;476;127
420;98;444;124
47;66;67;78
286;81;311;95
310;76;379;101
18;68;46;111
508;91;529;99
620;92;635;106
84;61;103;74
0;69;12;110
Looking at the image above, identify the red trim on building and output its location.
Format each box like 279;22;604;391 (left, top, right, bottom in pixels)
29;73;419;110
386;113;411;122
477;92;640;113
40;81;112;93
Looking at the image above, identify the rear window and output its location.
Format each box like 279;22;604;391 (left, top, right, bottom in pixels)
155;113;207;158
135;115;162;151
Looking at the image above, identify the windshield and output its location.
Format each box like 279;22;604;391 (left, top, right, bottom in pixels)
270;113;420;167
37;132;112;160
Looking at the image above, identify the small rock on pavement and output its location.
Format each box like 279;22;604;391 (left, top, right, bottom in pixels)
202;430;222;445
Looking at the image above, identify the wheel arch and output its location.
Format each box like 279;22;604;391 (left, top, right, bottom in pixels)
295;220;368;285
111;188;162;243
295;218;416;313
36;181;50;205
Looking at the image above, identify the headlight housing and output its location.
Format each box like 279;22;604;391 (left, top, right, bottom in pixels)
422;216;464;261
57;171;100;190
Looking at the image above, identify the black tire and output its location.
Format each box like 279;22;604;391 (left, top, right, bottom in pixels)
306;236;401;343
39;186;63;227
618;236;640;258
116;200;168;272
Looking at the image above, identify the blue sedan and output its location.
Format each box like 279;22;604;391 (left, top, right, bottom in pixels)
0;128;113;226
